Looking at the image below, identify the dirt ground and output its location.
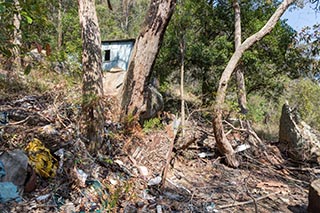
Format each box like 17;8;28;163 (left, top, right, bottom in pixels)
0;89;319;213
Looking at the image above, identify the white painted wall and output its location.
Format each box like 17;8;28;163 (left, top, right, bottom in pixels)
101;40;134;71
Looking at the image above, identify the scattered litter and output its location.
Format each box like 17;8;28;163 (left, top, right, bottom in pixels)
73;168;88;187
109;177;118;185
36;193;51;202
41;124;58;135
148;176;162;186
82;180;109;210
114;159;124;166
54;148;65;174
0;161;5;177
25;138;58;178
156;204;163;213
198;152;214;158
163;191;184;201
138;166;149;177
205;202;216;212
235;144;251;153
0;111;8;125
60;200;76;213
140;190;156;201
0;111;8;142
0;182;22;203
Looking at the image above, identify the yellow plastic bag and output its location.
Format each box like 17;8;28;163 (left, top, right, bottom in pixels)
25;138;57;178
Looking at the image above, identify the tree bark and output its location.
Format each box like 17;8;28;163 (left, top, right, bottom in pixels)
57;0;63;51
7;0;22;79
233;0;248;115
78;0;104;153
212;0;295;167
121;0;176;123
180;36;185;137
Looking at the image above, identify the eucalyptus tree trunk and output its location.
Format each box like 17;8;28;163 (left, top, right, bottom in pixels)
57;0;63;50
121;0;133;34
8;0;22;79
121;0;176;122
78;0;104;153
180;36;186;137
233;0;247;115
212;0;295;167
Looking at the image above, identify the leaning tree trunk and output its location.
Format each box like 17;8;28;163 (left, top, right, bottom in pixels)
78;0;104;153
213;0;295;167
121;0;176;122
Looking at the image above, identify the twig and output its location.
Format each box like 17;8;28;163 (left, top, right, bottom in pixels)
218;191;281;209
175;137;196;153
223;120;264;148
166;178;192;195
243;171;258;213
0;116;31;129
196;126;215;138
53;94;68;128
244;153;309;187
284;166;320;173
161;118;181;190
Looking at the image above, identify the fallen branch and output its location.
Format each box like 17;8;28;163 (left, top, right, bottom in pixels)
218;191;281;210
223;120;264;148
161;117;181;190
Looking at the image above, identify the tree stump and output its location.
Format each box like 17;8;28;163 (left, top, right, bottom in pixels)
308;179;320;213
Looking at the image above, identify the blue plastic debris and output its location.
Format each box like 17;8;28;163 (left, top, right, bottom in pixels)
0;182;22;203
0;160;5;178
0;111;8;126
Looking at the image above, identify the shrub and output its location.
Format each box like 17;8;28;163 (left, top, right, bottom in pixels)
286;78;320;130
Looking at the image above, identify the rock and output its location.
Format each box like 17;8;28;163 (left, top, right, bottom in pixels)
0;150;29;190
279;103;320;163
102;71;126;97
308;179;320;213
140;85;164;123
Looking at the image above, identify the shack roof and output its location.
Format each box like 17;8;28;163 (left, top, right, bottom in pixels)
101;38;135;44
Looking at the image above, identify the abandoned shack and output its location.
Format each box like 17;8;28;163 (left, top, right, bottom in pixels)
101;39;135;72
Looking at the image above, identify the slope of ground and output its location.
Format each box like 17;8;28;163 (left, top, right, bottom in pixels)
0;76;318;213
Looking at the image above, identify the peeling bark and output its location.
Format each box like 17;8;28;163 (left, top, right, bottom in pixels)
7;0;22;79
78;0;104;153
121;0;176;123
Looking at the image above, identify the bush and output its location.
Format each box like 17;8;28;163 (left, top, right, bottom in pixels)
247;95;268;123
286;78;320;130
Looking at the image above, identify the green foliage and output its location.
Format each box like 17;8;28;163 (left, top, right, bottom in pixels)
286;78;320;130
96;0;149;40
143;117;163;133
286;24;320;81
158;81;171;94
246;95;268;123
155;0;299;106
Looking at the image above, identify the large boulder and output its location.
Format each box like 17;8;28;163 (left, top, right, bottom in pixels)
102;70;126;98
308;179;320;213
279;103;320;163
140;85;164;123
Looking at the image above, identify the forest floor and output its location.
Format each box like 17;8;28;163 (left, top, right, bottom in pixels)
0;76;319;213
